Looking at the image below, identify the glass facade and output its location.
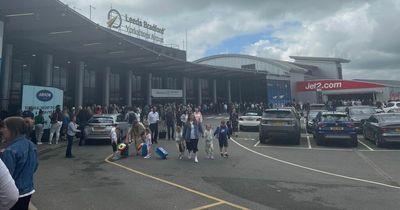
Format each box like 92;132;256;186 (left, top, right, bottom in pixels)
10;59;32;110
110;72;120;105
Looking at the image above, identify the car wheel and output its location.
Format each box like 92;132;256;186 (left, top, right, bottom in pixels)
259;133;267;144
374;134;384;147
363;129;369;141
351;137;358;147
293;132;301;145
316;136;323;146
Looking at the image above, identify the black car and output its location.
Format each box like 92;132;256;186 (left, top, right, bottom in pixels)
362;113;400;147
306;110;324;133
347;106;376;133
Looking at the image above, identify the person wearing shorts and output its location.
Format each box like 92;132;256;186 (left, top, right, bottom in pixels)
214;120;230;157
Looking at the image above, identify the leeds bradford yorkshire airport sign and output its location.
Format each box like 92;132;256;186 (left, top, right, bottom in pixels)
107;9;165;44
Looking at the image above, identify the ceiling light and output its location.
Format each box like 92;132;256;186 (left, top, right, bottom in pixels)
49;30;72;35
32;54;36;57
83;42;101;47
6;13;34;17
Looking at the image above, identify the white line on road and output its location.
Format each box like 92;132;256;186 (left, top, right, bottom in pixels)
307;135;312;149
231;138;400;190
358;139;374;151
254;141;260;147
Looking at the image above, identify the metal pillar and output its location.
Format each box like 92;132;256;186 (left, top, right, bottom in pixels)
198;78;202;106
43;54;53;86
74;61;84;108
103;67;110;107
213;79;217;104
126;70;132;107
1;44;12;110
182;77;187;105
227;80;231;103
147;73;152;105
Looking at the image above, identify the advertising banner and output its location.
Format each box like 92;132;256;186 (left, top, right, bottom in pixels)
21;85;64;129
151;89;183;98
296;80;385;92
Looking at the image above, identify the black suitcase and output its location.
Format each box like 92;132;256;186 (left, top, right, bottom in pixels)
159;131;167;139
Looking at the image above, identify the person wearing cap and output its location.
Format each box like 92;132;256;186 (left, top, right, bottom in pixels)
126;119;145;156
34;109;45;145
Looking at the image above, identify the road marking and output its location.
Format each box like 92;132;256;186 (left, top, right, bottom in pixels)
190;201;225;210
231;138;400;190
307;135;312;149
254;141;260;147
105;155;249;210
355;151;398;186
359;149;400;152
358;139;374;151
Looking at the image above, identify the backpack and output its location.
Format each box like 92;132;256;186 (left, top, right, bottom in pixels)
128;112;137;124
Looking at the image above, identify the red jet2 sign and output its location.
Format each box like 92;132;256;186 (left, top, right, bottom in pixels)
296;80;385;92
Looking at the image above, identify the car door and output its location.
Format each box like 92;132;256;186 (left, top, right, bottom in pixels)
116;114;130;138
367;116;379;139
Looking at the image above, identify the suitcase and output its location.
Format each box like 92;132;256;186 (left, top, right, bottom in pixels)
141;143;148;157
155;147;168;159
119;144;129;158
159;131;167;139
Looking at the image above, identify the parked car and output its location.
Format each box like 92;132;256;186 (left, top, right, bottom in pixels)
347;106;376;133
306;110;324;133
309;104;327;111
83;114;130;144
383;101;400;113
362;113;400;147
313;111;357;147
238;110;262;131
259;108;301;145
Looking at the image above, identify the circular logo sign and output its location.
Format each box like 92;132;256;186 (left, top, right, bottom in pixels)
107;9;122;29
36;90;53;102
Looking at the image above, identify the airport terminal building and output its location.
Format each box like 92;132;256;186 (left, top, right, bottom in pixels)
1;0;399;114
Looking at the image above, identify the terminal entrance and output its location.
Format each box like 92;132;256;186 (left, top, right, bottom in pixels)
326;92;375;103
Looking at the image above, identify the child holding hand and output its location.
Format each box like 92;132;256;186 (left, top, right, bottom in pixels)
143;128;152;159
204;124;214;159
175;126;185;159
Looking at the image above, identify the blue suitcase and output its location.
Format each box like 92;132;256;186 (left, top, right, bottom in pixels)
141;143;148;157
155;147;168;159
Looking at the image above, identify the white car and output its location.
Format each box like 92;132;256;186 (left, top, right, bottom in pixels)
383;101;400;113
238;111;262;131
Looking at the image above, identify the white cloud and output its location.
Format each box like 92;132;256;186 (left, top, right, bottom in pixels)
61;0;400;80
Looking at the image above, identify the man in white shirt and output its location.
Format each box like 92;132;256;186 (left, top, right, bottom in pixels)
147;106;160;144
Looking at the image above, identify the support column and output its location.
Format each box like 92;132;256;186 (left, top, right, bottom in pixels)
213;79;217;104
126;70;132;107
103;67;110;107
198;78;202;106
1;44;12;110
43;54;53;86
182;77;187;105
74;61;84;108
147;73;152;106
227;80;231;103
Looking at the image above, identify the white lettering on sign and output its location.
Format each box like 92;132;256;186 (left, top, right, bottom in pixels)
304;82;342;90
151;89;183;98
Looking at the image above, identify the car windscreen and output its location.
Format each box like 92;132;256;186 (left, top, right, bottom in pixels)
386;102;395;108
244;112;261;116
263;111;293;118
321;114;349;122
308;111;320;119
335;107;347;112
380;114;400;122
349;108;375;115
88;117;114;123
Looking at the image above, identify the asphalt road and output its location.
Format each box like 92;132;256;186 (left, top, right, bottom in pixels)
32;115;400;210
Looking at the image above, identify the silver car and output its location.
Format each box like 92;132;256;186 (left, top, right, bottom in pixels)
259;108;301;145
84;114;130;144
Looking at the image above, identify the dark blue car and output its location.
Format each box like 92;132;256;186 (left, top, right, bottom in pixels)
313;111;358;147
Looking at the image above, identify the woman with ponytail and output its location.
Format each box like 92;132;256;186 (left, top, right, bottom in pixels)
0;117;38;210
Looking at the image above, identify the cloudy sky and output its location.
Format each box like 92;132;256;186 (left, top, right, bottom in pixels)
63;0;400;80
